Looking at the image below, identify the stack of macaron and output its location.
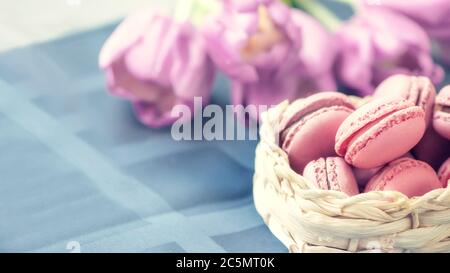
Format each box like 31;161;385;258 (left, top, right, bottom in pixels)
279;75;450;198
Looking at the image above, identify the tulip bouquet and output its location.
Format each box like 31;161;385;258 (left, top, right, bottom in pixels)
99;0;448;128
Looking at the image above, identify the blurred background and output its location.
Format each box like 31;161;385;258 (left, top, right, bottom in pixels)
0;0;287;253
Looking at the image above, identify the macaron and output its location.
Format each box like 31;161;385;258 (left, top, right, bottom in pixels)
335;97;426;169
413;126;450;170
353;166;382;189
433;85;450;140
373;75;436;125
353;152;414;188
438;158;450;188
280;92;355;173
303;157;359;196
364;158;442;198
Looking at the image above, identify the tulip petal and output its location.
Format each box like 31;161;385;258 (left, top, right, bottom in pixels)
99;11;215;128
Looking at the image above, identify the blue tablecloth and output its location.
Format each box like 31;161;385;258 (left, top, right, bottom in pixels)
0;23;289;253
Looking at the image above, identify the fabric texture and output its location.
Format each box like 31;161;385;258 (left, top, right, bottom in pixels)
0;23;285;253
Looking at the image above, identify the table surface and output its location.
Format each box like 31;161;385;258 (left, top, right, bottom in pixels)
0;1;448;253
0;0;286;253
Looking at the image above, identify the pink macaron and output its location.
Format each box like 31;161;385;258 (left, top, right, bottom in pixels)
303;157;359;196
438;158;450;188
373;74;436;125
335;97;426;169
364;158;442;198
353;166;382;189
413;126;450;170
433;85;450;140
280;92;355;173
353;152;414;188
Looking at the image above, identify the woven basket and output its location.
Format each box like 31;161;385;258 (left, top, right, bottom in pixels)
253;96;450;253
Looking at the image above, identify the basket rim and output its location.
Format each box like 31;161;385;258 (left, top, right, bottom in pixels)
254;97;450;252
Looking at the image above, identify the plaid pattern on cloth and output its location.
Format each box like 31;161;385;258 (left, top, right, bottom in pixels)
0;23;286;253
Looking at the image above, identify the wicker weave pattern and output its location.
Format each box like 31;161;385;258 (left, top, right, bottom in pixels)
253;99;450;253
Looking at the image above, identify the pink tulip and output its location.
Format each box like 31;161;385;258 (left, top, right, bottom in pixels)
99;11;215;128
335;7;443;95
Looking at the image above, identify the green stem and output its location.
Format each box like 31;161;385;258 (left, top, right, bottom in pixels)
293;0;342;31
282;0;296;6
